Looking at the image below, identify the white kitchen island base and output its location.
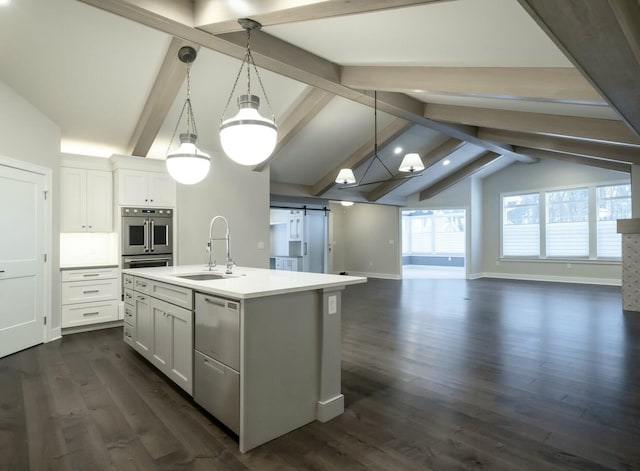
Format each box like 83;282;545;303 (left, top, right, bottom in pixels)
122;265;365;453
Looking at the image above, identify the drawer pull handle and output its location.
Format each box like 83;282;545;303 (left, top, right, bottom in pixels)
0;270;5;273
83;311;100;317
137;296;146;301
125;331;132;338
83;290;99;294
138;283;147;287
203;359;225;375
125;293;132;298
204;297;226;307
83;273;100;277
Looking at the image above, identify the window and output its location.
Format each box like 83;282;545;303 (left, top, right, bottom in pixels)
501;183;631;260
502;193;540;256
597;184;631;258
402;209;465;256
546;188;588;257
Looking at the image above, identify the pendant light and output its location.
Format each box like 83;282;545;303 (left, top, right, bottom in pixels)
166;46;210;185
219;18;277;166
335;91;424;188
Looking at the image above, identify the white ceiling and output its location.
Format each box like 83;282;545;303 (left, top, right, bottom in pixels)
0;0;635;206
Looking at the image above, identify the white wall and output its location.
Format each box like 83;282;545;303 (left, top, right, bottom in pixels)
0;80;61;331
333;202;401;279
482;159;629;284
176;153;270;268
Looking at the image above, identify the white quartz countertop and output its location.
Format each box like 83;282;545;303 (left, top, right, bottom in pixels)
122;265;367;299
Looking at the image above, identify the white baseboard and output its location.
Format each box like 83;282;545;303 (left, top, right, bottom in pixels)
468;273;484;280
479;272;621;286
317;394;344;422
47;327;62;342
348;271;402;280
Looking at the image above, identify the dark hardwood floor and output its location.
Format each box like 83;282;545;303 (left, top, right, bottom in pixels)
2;277;640;470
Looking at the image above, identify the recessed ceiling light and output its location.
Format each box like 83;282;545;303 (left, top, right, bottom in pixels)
393;147;403;155
442;159;451;166
341;201;354;207
0;0;11;6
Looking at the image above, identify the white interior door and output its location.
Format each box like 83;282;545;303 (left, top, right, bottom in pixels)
0;164;45;357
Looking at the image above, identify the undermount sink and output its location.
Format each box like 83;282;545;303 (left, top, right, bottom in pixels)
176;273;227;281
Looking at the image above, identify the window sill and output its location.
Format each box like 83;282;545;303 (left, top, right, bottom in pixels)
499;257;621;265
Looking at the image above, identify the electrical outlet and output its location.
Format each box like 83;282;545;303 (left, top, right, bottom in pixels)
328;295;337;315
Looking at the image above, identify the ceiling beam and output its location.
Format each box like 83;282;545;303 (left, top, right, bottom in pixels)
424;103;640;146
127;37;198;157
517;0;640;136
478;128;640;165
512;146;631;173
253;87;333;172
609;0;640;66
194;0;448;34
311;119;412;196
418;152;500;201
366;138;465;201
341;66;604;104
78;0;537;164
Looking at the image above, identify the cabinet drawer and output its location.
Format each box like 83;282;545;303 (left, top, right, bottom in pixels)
123;274;134;289
123;288;134;305
123;323;135;346
123;303;135;326
150;280;193;310
62;301;118;328
133;277;151;294
61;267;118;282
61;278;118;304
194;351;239;434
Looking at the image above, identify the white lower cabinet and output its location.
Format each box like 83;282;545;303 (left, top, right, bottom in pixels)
61;267;119;329
126;276;193;395
150;297;193;394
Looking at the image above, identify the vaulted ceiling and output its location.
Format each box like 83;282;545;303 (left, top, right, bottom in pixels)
1;0;639;206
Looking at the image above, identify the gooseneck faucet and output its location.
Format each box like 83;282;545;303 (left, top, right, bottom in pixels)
207;215;233;273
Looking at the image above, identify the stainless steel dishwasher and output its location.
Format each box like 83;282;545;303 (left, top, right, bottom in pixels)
194;293;240;434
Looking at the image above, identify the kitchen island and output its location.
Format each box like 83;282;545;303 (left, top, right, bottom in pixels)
121;265;366;452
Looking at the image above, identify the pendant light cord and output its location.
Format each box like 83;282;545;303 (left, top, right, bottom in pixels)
220;25;276;124
356;91;395;185
166;61;199;155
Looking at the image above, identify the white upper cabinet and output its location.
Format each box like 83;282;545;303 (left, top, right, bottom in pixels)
116;169;176;207
61;167;113;232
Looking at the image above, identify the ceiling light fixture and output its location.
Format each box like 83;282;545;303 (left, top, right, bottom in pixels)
219;18;277;166
442;159;451;166
340;201;354;207
166;46;211;185
335;91;424;188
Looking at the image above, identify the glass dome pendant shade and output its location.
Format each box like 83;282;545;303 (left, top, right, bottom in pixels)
219;94;277;166
166;46;210;185
166;133;211;185
219;18;278;167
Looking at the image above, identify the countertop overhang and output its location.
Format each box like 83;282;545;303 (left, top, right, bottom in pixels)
122;265;367;299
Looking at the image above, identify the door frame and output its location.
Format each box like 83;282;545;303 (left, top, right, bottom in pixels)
0;155;54;343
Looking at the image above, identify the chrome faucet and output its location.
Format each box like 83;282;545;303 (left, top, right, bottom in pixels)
207;215;233;274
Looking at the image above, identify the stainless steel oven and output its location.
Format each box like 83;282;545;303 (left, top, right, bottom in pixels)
121;207;173;256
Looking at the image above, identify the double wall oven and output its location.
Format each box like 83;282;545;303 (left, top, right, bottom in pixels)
121;207;173;269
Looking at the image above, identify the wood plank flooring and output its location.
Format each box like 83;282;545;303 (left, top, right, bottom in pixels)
1;277;639;470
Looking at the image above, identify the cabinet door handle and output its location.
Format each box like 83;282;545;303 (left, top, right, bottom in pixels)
83;273;100;277
204;297;225;307
137;295;146;301
0;270;5;273
83;311;99;317
137;282;147;288
83;290;99;294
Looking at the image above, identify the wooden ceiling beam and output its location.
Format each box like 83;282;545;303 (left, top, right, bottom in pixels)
194;0;447;34
478;128;640;165
252;87;333;172
79;0;537;164
609;0;640;65
366;138;465;202
418;152;500;201
342;66;604;104
512;146;631;173
311;119;412;196
518;0;640;136
424;103;640;146
128;37;198;157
